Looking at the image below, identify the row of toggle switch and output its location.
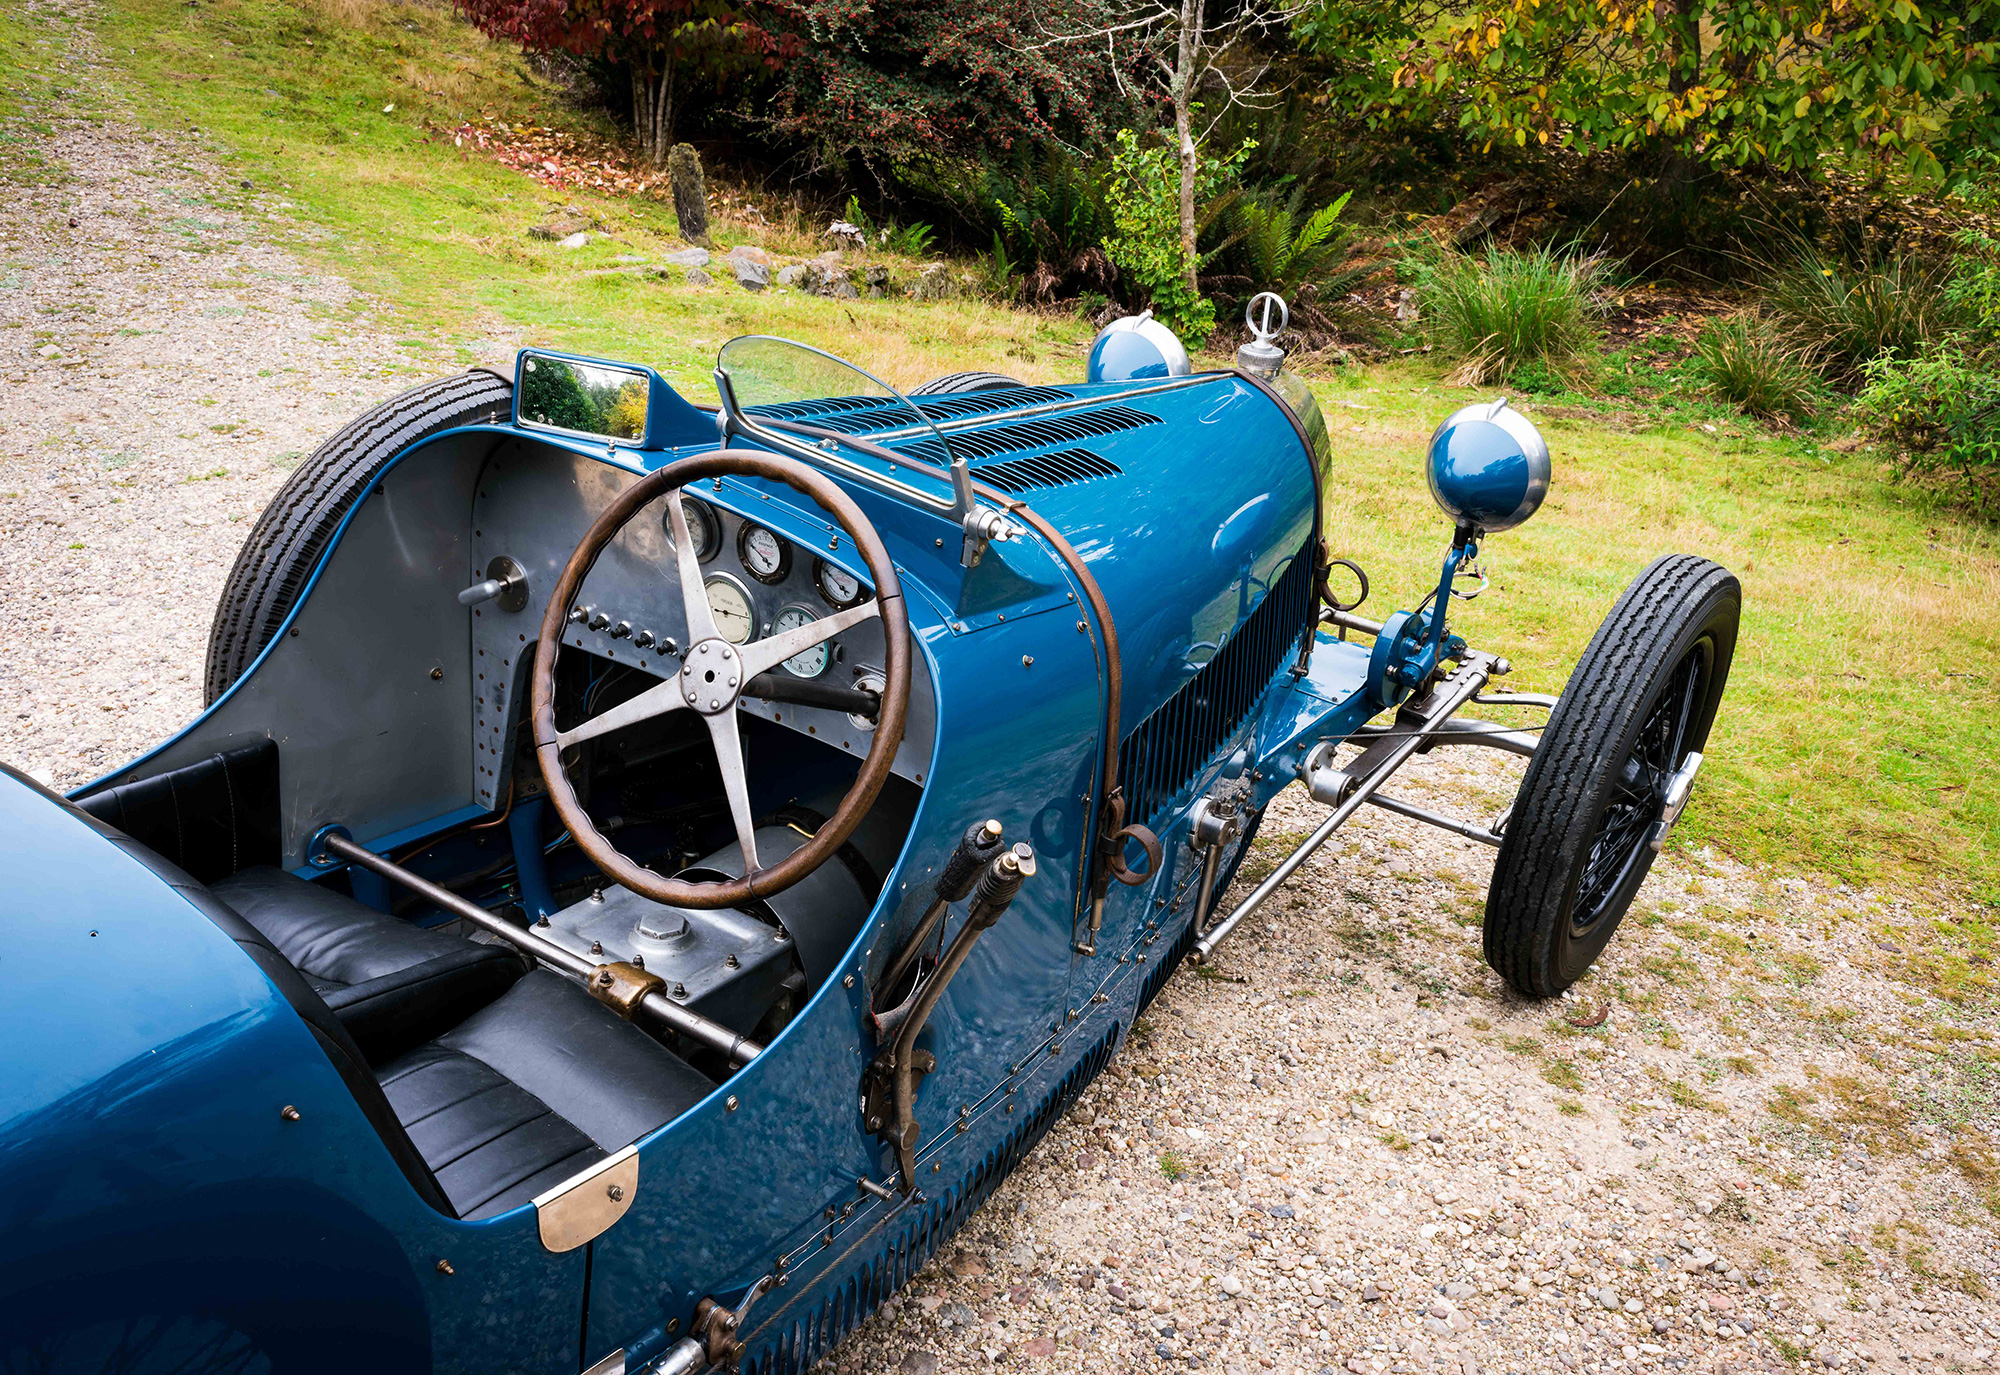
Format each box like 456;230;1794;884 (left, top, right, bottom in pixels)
567;604;680;656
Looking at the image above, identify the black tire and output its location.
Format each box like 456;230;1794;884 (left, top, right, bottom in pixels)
908;370;1026;396
204;371;513;704
1484;555;1740;998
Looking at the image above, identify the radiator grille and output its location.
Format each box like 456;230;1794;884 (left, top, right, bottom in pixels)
1117;544;1315;830
973;448;1122;495
741;1027;1120;1375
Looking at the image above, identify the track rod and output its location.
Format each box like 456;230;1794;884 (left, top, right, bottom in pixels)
322;833;762;1066
1192;655;1496;963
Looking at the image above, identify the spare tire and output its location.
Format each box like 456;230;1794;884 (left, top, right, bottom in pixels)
204;370;513;704
908;371;1026;396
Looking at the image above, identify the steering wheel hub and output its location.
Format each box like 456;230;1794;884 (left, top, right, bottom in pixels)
682;638;743;714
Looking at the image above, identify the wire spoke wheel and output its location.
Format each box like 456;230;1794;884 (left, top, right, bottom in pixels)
1483;555;1740;999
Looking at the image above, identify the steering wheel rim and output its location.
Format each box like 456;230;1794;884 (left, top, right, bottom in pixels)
530;450;910;911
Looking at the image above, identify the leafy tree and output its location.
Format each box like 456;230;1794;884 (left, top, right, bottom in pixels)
454;0;789;163
1104;128;1253;342
1298;0;2000;185
755;0;1123;165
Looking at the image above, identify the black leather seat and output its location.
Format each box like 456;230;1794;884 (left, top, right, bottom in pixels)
54;777;716;1221
212;866;526;1065
205;868;714;1218
378;971;715;1219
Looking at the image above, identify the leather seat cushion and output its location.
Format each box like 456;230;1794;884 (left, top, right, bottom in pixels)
376;971;714;1220
213;866;473;990
211;865;524;1065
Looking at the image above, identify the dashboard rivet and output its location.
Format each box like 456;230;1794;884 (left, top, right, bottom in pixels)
725;1095;740;1112
430;667;443;681
842;973;855;988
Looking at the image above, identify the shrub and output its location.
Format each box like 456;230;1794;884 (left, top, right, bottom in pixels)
1765;248;1964;386
1691;315;1821;422
981;145;1116;302
1420;247;1611;386
1103;129;1253;346
1856;343;2000;515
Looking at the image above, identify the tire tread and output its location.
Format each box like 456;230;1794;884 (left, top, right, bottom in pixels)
203;371;512;703
1484;555;1740;997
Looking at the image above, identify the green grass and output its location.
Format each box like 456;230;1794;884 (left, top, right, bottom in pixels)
1417;247;1610;386
1303;368;2000;907
0;3;72;184
67;0;2000;912
1691;314;1823;423
94;0;1093;398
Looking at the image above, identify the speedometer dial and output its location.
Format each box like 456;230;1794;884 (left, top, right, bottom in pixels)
814;557;864;609
738;524;791;584
665;495;721;562
702;574;755;645
772;606;828;678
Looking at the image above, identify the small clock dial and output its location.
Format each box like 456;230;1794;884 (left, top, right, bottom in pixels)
772;606;829;678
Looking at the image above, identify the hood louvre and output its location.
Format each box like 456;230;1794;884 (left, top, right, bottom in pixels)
972;447;1123;495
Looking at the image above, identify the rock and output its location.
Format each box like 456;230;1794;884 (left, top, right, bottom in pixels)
913;262;956;301
557;232;589;250
952;1252;988;1278
728;245;772;267
36;345;62;359
1219;1274;1244;1297
1444;1282;1475;1299
1023;1337;1056;1358
528;206;593;240
663;248;710;267
938;1301;976;1327
1268;1204;1295;1219
777;263;808;288
1597;1289;1623;1310
1361;1282;1382;1302
901;1353;941;1375
827;219;866;251
733;259;769;291
831;277;859;300
667;144;710;246
685;267;713;286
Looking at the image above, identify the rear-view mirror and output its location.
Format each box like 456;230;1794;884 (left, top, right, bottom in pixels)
516;352;651;444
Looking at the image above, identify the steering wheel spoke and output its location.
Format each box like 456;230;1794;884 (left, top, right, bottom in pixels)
703;707;761;872
555;675;688;750
666;489;723;645
737;598;880;680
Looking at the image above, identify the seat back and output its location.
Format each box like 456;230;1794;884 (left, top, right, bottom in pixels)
74;741;281;883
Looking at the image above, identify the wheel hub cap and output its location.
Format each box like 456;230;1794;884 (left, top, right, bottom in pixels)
681;638;743;715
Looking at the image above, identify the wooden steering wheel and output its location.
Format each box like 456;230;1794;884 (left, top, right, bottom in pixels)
531;451;911;910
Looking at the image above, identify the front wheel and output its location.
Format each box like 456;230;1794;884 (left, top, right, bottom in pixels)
1483;555;1740;998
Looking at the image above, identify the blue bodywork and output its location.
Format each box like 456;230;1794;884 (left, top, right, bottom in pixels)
0;354;1447;1374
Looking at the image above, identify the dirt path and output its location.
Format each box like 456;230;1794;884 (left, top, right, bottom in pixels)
0;0;443;786
4;8;1997;1375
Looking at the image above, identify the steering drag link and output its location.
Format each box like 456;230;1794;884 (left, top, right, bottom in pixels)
1192;652;1500;963
319;832;762;1066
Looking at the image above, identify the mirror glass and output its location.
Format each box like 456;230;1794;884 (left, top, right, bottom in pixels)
518;353;650;442
715;335;960;485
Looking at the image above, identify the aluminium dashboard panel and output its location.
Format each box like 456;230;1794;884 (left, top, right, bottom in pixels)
465;439;938;809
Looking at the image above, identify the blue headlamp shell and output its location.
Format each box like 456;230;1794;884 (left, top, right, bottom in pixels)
1424;397;1552;534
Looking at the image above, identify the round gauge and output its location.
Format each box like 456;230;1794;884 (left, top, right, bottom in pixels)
664;495;721;562
738;523;792;585
814;557;865;609
772;606;829;678
702;574;756;645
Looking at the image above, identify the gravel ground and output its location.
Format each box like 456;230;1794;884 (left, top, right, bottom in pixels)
6;9;1999;1375
0;0;473;787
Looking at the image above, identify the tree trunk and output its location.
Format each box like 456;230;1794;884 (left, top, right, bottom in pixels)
1173;0;1204;304
630;52;675;167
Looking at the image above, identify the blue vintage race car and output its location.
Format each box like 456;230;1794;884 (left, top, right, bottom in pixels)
0;297;1737;1374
